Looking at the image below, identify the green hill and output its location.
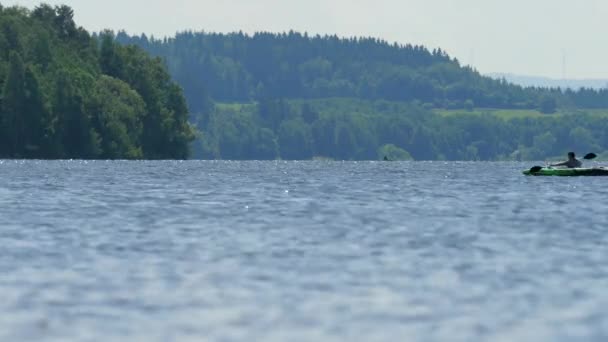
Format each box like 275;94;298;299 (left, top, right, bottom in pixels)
192;98;608;161
108;30;608;161
116;31;608;115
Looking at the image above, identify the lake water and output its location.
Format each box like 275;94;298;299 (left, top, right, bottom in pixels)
1;161;608;341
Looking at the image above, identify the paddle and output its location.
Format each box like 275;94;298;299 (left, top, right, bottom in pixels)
528;153;597;173
584;153;598;160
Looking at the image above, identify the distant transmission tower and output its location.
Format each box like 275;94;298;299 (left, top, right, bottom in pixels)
469;48;475;69
561;50;566;80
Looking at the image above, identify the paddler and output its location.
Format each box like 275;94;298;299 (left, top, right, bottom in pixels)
549;152;582;168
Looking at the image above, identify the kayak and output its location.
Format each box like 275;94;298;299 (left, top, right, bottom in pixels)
523;167;608;176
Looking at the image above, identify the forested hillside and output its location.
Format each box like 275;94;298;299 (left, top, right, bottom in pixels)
114;30;608;161
0;5;194;159
116;31;608;114
197;98;608;161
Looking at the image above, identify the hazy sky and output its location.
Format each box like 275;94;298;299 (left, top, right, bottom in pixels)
5;0;608;79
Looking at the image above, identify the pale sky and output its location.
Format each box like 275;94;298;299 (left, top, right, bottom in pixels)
5;0;608;79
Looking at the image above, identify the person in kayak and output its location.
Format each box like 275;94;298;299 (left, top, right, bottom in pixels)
549;152;582;168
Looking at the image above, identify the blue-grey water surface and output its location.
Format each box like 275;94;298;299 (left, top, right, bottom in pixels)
1;161;608;342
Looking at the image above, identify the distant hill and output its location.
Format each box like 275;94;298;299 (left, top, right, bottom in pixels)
114;31;608;114
115;31;567;114
111;30;608;161
488;73;608;90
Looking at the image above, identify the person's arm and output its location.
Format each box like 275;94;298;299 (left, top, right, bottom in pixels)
549;160;568;167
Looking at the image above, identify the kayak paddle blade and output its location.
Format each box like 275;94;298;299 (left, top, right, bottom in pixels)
529;166;543;173
584;153;597;160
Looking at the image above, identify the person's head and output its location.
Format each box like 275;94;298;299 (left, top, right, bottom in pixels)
568;152;576;160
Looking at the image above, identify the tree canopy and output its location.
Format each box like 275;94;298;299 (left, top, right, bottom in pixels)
197;99;608;161
116;30;608;113
113;30;608;161
0;4;194;159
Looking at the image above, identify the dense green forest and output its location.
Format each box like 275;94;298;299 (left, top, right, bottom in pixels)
0;4;194;159
116;31;608;114
3;4;608;161
114;30;608;161
196;98;608;161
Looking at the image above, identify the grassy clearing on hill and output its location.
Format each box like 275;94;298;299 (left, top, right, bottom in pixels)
215;103;255;112
436;108;608;119
435;109;544;119
215;101;608;120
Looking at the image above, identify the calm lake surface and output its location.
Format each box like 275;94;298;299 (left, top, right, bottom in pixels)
1;161;608;341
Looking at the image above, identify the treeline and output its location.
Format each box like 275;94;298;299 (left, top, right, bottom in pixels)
0;4;194;159
197;98;608;161
116;31;608;114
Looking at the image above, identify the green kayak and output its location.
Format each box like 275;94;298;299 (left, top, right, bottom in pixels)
523;167;608;176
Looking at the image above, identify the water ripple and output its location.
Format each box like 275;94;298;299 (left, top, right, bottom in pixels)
1;161;608;341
